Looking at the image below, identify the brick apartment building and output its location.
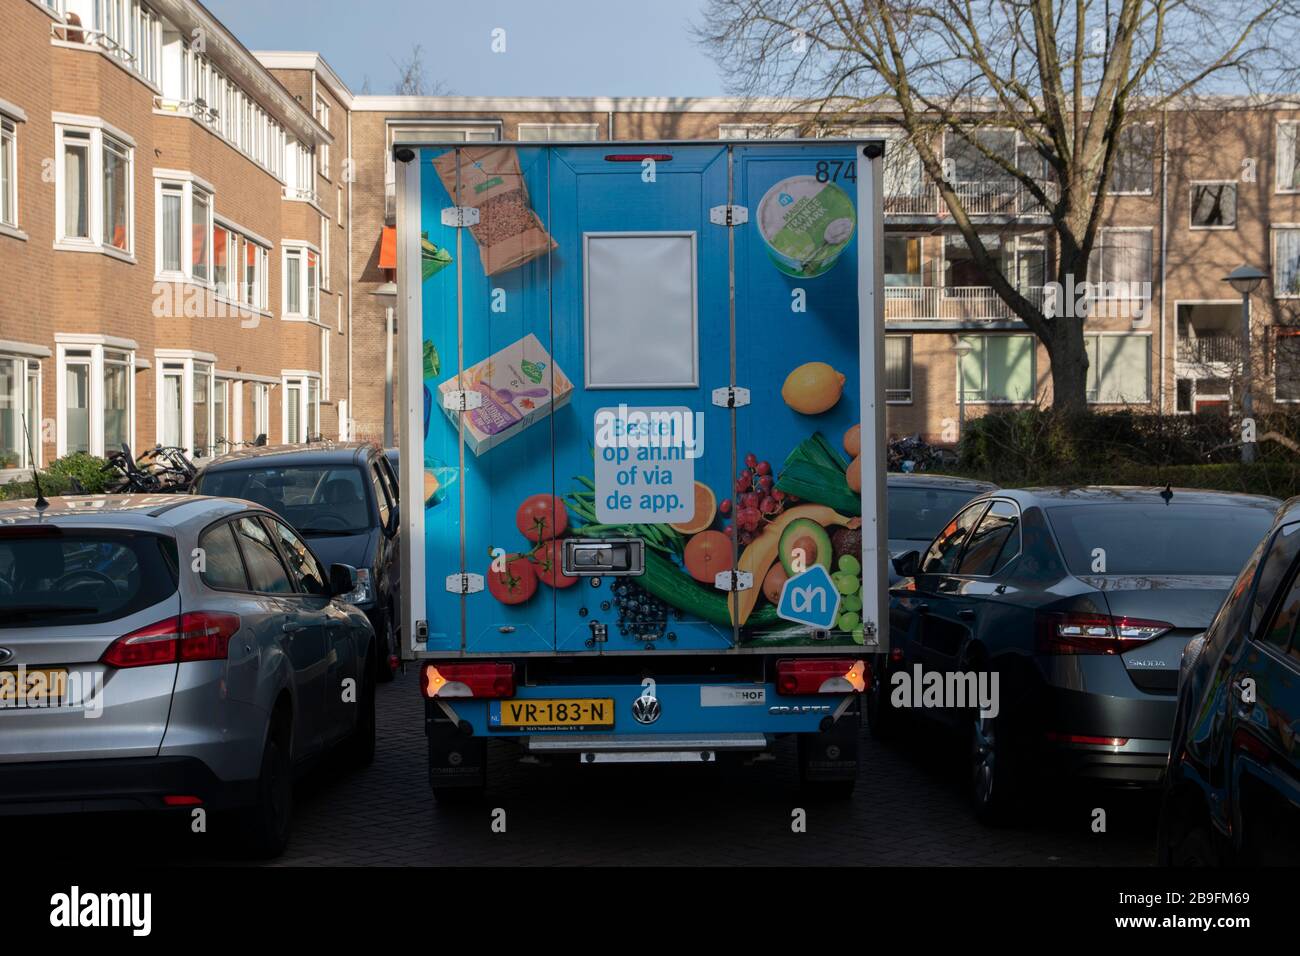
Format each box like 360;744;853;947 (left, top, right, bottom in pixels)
6;0;1300;486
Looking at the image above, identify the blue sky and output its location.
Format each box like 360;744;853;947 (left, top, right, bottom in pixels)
208;0;728;97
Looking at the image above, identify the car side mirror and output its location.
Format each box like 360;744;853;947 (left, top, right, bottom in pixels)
892;550;921;578
330;563;358;597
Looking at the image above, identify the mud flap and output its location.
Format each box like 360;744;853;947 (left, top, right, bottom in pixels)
797;706;861;783
426;703;486;790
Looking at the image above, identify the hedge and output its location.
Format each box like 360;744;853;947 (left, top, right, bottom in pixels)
0;452;109;502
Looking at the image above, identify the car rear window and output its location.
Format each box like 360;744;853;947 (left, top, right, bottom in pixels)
1047;502;1275;576
197;463;372;535
889;486;986;542
0;529;179;627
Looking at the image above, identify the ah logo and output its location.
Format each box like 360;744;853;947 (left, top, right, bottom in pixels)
777;565;840;629
778;192;794;206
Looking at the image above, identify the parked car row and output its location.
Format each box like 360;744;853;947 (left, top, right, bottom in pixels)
880;475;1300;863
0;440;402;858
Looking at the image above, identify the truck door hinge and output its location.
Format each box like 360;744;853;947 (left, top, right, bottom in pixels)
714;570;753;592
445;573;484;595
711;386;751;409
588;621;608;645
441;206;481;228
442;389;483;412
709;204;749;226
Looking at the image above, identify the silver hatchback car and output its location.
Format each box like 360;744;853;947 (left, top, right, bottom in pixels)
0;494;376;857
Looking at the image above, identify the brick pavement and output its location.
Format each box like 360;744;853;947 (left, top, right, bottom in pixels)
35;667;1157;866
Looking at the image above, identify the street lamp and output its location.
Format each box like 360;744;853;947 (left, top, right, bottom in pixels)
1223;265;1267;464
952;338;974;448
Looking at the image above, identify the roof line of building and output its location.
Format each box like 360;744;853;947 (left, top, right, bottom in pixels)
253;50;355;109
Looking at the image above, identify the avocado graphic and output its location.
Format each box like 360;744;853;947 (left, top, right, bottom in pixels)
778;518;833;577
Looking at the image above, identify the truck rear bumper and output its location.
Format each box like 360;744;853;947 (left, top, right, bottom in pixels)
526;732;770;763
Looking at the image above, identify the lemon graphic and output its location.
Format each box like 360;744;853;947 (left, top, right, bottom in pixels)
782;362;846;414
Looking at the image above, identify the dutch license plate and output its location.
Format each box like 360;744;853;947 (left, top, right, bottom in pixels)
494;698;615;731
0;668;70;707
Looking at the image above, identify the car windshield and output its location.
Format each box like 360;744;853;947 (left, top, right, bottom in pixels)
198;464;373;535
0;529;179;627
1047;502;1276;576
889;486;986;542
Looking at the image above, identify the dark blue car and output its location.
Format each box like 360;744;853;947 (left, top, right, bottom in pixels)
1160;497;1300;865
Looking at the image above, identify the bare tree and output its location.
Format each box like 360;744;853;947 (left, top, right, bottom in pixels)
391;44;450;97
698;1;1300;411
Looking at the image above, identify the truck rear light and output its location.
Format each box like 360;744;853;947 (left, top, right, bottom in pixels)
775;659;868;695
101;612;241;668
421;662;515;699
1035;612;1171;655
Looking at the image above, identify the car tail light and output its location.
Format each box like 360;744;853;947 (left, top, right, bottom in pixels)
1035;612;1171;655
1045;732;1129;747
421;662;515;699
162;795;203;806
101;612;241;668
775;659;868;695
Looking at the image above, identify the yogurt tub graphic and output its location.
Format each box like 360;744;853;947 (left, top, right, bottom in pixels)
757;175;857;277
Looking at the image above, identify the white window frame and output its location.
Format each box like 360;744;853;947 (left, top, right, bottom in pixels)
154;349;216;455
281;371;321;444
251;381;271;442
1273;224;1300;300
884;334;913;404
282;241;320;321
0;346;45;476
320;215;330;291
152;170;214;282
955;332;1038;405
1106;121;1157;197
54;117;135;260
320;327;330;401
1277;121;1300;195
1188;180;1238;231
516;122;601;141
0;110;20;234
1085;332;1153;404
315;94;330;178
1087;227;1155;298
54;334;137;458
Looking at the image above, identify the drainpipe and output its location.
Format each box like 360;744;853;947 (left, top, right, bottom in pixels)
1159;107;1169;413
607;109;614;141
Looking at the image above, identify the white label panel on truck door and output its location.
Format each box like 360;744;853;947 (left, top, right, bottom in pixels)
593;404;700;525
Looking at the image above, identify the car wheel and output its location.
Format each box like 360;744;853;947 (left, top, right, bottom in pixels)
970;712;1019;824
376;609;398;683
345;659;377;768
239;719;293;858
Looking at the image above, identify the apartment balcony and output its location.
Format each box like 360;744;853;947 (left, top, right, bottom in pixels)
1177;334;1242;366
884;180;1057;223
884;286;1044;323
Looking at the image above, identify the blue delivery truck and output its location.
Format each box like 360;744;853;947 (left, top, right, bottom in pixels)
394;138;888;800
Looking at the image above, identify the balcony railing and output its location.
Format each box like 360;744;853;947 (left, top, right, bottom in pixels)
883;179;1057;218
1177;334;1242;365
884;286;1045;322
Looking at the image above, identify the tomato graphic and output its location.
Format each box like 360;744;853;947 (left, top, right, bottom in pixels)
532;539;577;588
516;494;568;543
486;553;538;605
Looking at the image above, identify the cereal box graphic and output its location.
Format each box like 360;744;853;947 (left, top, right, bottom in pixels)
438;333;572;455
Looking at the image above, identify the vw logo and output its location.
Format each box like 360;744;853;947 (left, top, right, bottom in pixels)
0;647;12;665
631;693;661;725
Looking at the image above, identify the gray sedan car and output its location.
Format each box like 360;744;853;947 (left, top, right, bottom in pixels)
880;486;1280;822
0;494;376;857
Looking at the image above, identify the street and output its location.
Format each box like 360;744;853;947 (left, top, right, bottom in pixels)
38;669;1158;866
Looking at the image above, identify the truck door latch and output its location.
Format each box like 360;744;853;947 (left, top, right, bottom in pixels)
445;573;484;594
711;386;751;408
441;206;481;228
714;571;753;592
709;204;749;226
442;390;483;412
